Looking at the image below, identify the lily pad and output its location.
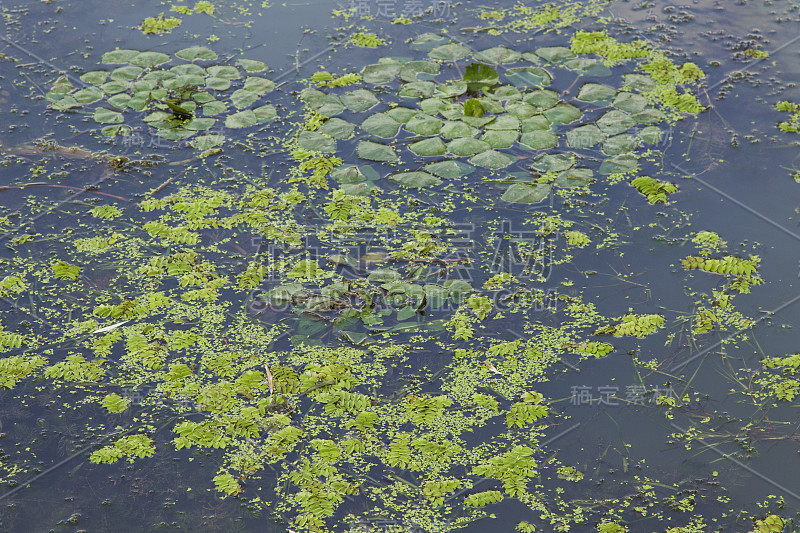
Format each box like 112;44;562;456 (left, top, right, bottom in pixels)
107;93;131;109
447;138;491;156
521;116;552;132
506;67;552;88
462;62;499;93
172;64;206;76
623;74;657;92
488;85;522;101
613;92;649;114
535;46;575;62
231;89;259;109
298;131;336;153
576;83;616;103
361;63;401;84
638;126;664;144
425;160;474;179
435;81;468;98
602;134;639;155
409;137;447;156
399;82;435;98
501;183;551;203
341;89;379;112
524;89;559;110
73;87;104;104
300;89;344;116
237;59;268;72
519;131;558;150
93;108;124;124
202;100;227;116
566;124;604;148
101;81;129;95
440;121;476;138
597;110;636;135
189;134;226;150
319;118;355;139
176;46;218;61
543;104;582;124
405;114;443;136
486;115;520;131
50;96;80;111
632;109;667;125
225;110;258;128
410;33;448;50
400;61;440;82
206;65;241;79
532;153;575;172
101;49;139;64
243;77;275;95
101;125;131;137
330;165;366;184
475;98;504;114
428;43;471;61
555;168;594;187
563;58;612;76
385;107;417;123
599;154;639;175
361;113;401;138
420;98;448;115
481;130;518;149
474;46;522;64
129;51;171;67
388;171;441;188
357;141;398;162
469;150;514;169
505;102;539;120
80;70;109;84
253;105;277;122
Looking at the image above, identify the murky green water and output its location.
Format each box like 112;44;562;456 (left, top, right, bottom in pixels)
1;1;800;531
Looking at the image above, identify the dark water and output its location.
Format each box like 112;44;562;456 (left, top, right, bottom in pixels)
2;0;800;531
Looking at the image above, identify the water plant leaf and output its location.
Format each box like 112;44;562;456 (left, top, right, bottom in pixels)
385;107;417;123
535;46;575;62
101;81;129;95
481;130;518;149
425;160;474;179
599;154;639;175
602;134;638;155
361;63;401;84
357;140;398;162
464;99;485;117
563;57;612;76
576;83;616;103
360;113;401;138
489;85;522;101
469;150;514;169
225;110;258;128
504;102;538;119
555;168;594;187
236;58;267;72
297;131;336;153
80;70;109;84
340;89;379;112
521;116;552;132
506;67;552;88
532;153;575;172
409;137;447;156
206;65;241;79
184;117;216;131
231;89;259;109
73;87;104;104
543;104;582;124
176;46;218;61
243;77;275;95
319;118;355;139
428;43;471;61
205;77;231;90
623;73;657;91
93;108;124;124
501;183;551;203
612;92;649;114
189;134;226;150
440;121;476;138
300;89;344;116
519;131;557;150
632;108;667;124
253;104;277;122
638;125;663;144
129;51;171;67
566;124;604;148
447;137;491;156
435;81;468;98
405;114;443;135
388;171;441;188
107;93;131;109
462;63;499;94
202;100;227;115
474;46;522;64
596;110;636;135
399;61;440;82
101;49;139;64
399;81;435;98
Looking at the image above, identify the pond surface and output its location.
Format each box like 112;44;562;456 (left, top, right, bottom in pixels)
1;1;800;531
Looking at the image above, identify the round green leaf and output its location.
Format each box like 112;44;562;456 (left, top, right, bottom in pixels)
543;104;582;124
563;58;612;76
638;126;663;144
435;81;467;98
399;61;440;82
361;113;401;138
623;74;657;92
243;77;275;95
566;124;604;148
50;95;80;111
521;116;552;132
357;140;398;162
340;89;379;112
555;168;594;187
602;134;639;155
253;104;277;122
428;43;471;61
176;46;218;61
481;130;518;149
405;114;443;136
206;65;241;79
80;70;108;84
361;63;401;84
225;110;258;128
93;108;124;124
425;160;474;179
202;100;228;116
129;51;171;67
110;66;143;81
385;107;417;123
297;131;336;153
535;46;575;62
469;150;514;169
474;46;521;64
519;131;558;150
505;102;539;120
300;89;344;116
399;81;435;98
506;67;552;88
101;125;131;137
189;134;226;150
231;89;259;109
441;121;477;138
72;87;104;104
388;171;441;188
501;183;551;203
107;93;131;109
523;89;559;110
597;110;636;135
184;117;216;131
613;92;649;114
205;77;232;91
532;153;575;172
485;115;520;130
632;109;667;125
237;59;268;72
101;49;139;64
171;64;206;76
488;85;522;101
576;83;616;103
331;165;366;184
319;118;355;139
599;154;639;175
447;138;491;156
101;81;129;95
409;137;447;156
